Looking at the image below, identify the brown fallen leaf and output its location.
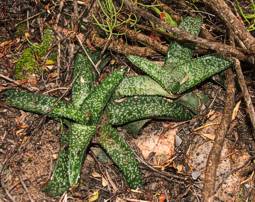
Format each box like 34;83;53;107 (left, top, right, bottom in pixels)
186;111;252;201
133;126;177;167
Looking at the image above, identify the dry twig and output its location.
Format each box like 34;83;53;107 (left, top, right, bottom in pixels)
202;0;255;53
234;59;255;134
122;0;253;62
116;26;168;54
202;68;235;201
88;32;158;57
19;176;34;202
53;26;158;57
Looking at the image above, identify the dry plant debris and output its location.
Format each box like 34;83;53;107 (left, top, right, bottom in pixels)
1;0;255;201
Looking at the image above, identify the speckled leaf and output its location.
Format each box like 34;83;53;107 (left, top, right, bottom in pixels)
179;16;202;36
98;124;142;188
165;16;202;68
121;92;208;135
168;55;233;94
114;75;174;98
72;53;95;108
81;69;126;124
68;124;96;186
43;132;70;197
3;89;86;123
72;52;111;108
107;96;194;125
127;55;171;90
128;55;232;95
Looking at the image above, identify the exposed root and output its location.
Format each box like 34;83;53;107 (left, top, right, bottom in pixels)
202;69;235;201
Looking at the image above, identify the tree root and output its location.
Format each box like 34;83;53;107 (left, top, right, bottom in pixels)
202;68;235;201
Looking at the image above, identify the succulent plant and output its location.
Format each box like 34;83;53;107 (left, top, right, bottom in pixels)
3;52;143;196
2;16;233;197
127;16;232;95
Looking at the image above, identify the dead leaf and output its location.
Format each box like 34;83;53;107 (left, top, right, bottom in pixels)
232;101;241;120
88;190;99;202
159;193;166;202
101;177;108;187
133;127;177;166
186;111;251;201
91;171;101;178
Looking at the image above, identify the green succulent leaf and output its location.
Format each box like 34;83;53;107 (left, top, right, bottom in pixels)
114;75;173;98
43;132;70;197
168;55;233;94
127;55;169;88
3;89;86;123
128;54;232;95
44;124;96;196
72;51;111;109
98;124;142;188
119;91;208;136
179;16;202;36
177;91;209;113
165;16;202;68
72;54;95;108
128;16;232;95
68;124;96;186
107;96;194;125
3;69;126;125
81;68;126;124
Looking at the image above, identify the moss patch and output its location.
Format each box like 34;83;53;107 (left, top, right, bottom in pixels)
15;29;54;79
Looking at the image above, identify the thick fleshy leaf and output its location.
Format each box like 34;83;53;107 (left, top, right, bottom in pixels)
177;91;209;113
114;75;173;98
128;54;232;95
43;132;70;196
72;52;111;108
3;89;86;123
107;96;194;125
165;16;202;68
127;55;169;89
68;124;96;186
98;124;142;188
44;124;96;196
168;55;233;94
81;69;126;124
72;53;95;108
